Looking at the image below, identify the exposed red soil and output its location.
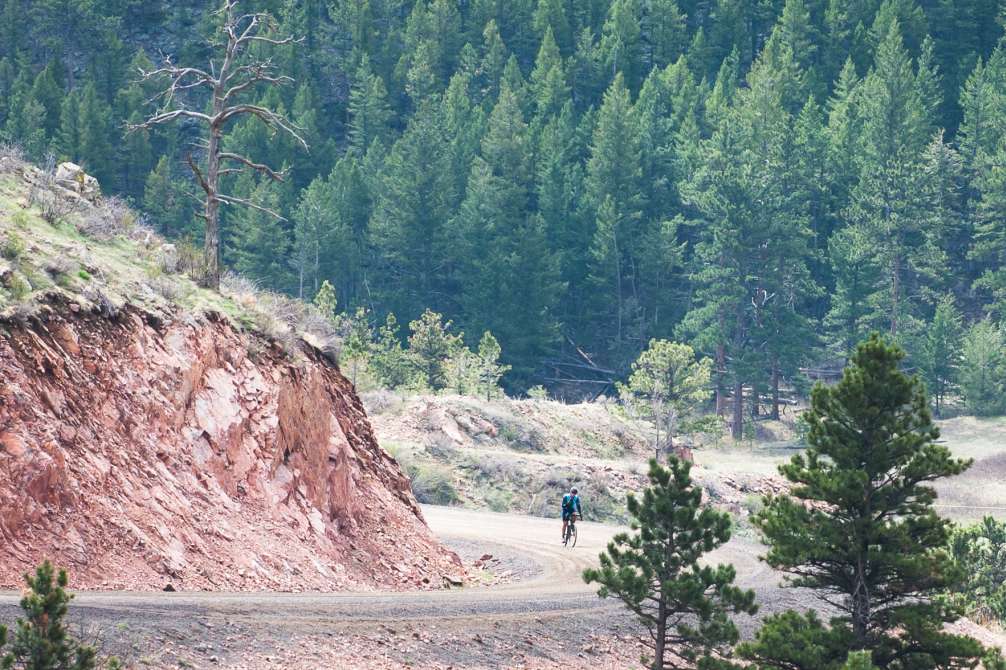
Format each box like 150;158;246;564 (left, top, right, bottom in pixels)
0;296;461;591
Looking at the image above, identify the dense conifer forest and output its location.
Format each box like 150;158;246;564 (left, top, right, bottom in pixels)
3;0;1006;410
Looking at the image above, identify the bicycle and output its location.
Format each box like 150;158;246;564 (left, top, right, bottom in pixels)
562;514;578;548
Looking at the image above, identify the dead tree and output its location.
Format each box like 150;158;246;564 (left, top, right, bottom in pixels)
131;0;307;290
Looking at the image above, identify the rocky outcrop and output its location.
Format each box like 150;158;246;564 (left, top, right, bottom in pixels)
0;296;460;591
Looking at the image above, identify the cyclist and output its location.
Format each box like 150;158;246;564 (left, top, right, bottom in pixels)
561;487;582;543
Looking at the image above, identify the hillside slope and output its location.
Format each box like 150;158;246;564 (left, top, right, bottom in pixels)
0;158;460;591
365;392;789;523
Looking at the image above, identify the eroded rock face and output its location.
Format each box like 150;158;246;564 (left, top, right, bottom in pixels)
0;299;460;591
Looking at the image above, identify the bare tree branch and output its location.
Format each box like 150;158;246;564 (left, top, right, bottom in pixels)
219;152;287;181
217;193;286;220
128;0;307;290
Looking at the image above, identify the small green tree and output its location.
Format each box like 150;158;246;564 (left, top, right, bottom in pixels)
342;306;372;388
407;309;463;392
959;319;1006;416
916;295;964;416
370;313;414;391
617;340;712;454
445;346;480;396
475;331;510;401
744;335;983;669
313;280;339;322
3;561;119;670
584;458;757;670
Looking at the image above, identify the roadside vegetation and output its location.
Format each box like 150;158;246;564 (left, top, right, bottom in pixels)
588;336;1006;670
0;561;120;670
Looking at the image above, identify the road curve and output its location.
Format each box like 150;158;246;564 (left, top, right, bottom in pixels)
0;507;625;625
0;506;792;630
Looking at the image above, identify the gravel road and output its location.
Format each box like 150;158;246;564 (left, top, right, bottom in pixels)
0;506;813;668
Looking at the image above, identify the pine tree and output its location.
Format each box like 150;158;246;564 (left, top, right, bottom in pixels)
970;138;1006;317
533;0;573;54
54;90;81;161
31;63;63;138
2;86;46;160
408;309;464;391
313;280;338;321
3;561;116;670
584;458;757;670
348;56;393;155
916;295;964;417
76;79;115;186
959;318;1006;416
370;99;457;319
599;0;643;91
744;335;984;669
143;156;191;238
530;27;569;118
227;176;293;291
584;73;645;355
475;331;510;400
617;340;712;454
825;225;883;358
370;313;415;390
640;0;686;73
845;21;938;339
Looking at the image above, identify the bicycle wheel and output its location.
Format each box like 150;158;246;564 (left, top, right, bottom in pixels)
568;524;577;549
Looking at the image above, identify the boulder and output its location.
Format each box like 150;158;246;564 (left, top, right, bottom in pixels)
54;162;101;203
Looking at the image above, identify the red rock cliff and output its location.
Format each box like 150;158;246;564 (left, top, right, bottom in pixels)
0;297;460;591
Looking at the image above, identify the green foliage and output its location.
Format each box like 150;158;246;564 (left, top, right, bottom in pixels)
746;335;984;669
5;273;30;301
313;280;338;322
369;313;415;391
916;295;964;416
947;516;1006;624
400;458;459;506
2;560;119;670
617;339;711;451
584;458;757;670
475;332;510;401
3;0;1006;399
1;230;25;259
407;309;464;392
959;319;1006;416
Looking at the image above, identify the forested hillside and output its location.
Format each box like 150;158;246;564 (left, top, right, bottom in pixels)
3;0;1006;407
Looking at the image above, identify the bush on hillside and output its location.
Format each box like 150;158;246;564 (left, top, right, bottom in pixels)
948;516;1006;624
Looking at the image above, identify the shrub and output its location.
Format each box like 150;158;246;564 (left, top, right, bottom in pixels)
1;231;26;260
406;461;459;505
11;210;30;229
948;516;1006;624
527;385;549;400
1;561;120;669
76;197;136;240
6;273;31;300
78;269;92;281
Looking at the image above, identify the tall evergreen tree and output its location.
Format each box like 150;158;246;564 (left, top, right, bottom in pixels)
744;335;984;669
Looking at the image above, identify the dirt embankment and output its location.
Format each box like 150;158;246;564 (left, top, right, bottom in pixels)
0;296;461;591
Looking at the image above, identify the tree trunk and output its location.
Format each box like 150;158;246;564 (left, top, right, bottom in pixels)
715;344;726;415
890;253;900;337
732;380;743;440
771;359;781;420
653;598;667;670
203;123;222;290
